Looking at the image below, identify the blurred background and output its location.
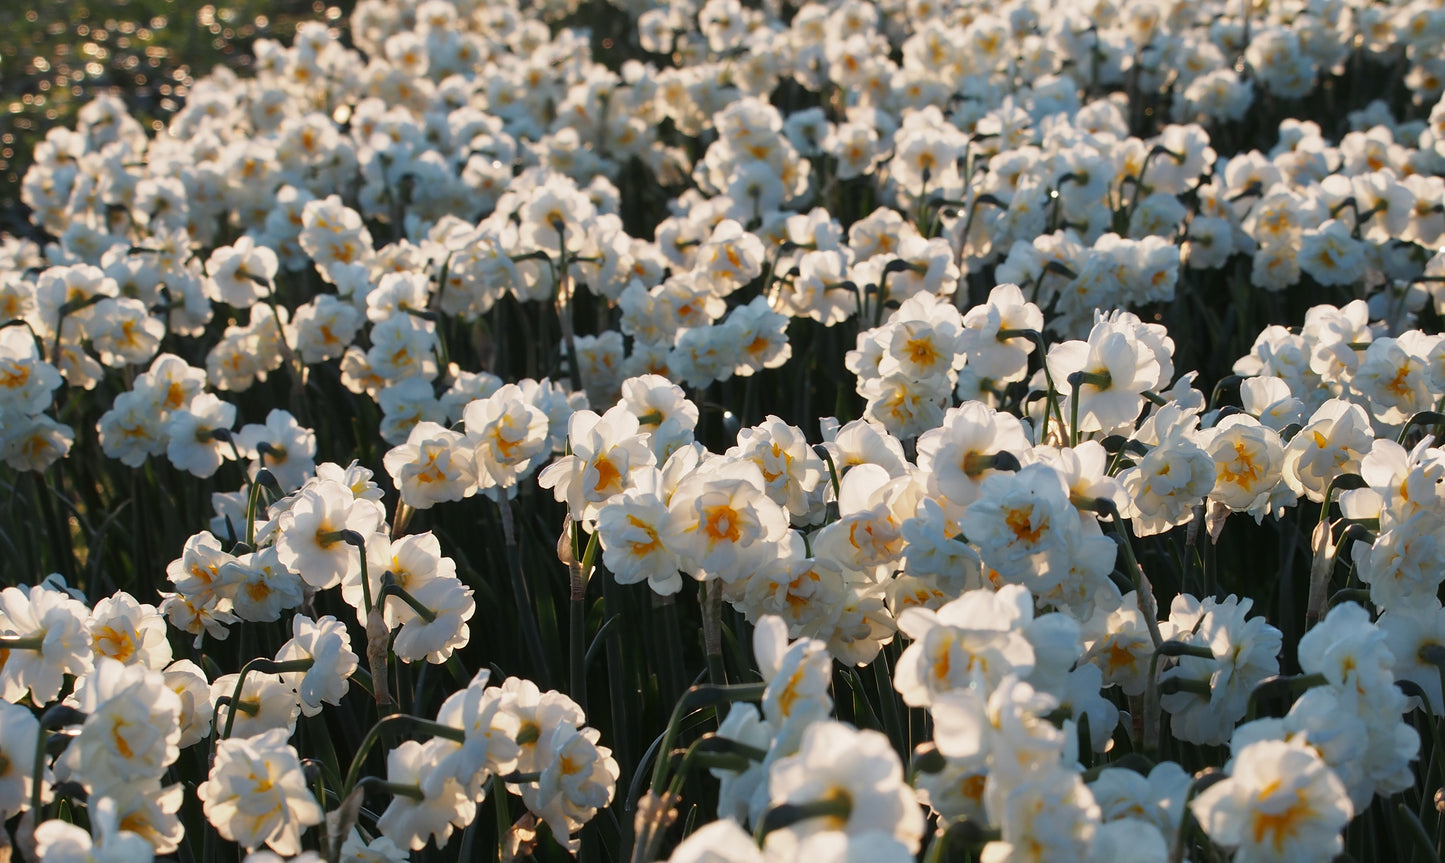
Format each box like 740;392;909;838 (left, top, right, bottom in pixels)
0;0;352;238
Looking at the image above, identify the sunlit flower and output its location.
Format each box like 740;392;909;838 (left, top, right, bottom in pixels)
0;699;38;817
463;382;553;494
275;614;358;716
377;738;478;851
1282;399;1375;503
34;797;156;863
0;582;92;704
383;421;477;510
199;727;323;855
1192;738;1351;863
893;585;1035;707
539;404;654;523
764;720;924;853
86;591;172;670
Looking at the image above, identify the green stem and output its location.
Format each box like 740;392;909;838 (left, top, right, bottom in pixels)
318;529;373;613
997;328;1063;444
601;573;633;810
382;782;424;801
1156;641;1216;661
1244;673;1327;722
569;524;595;712
492;775;510;863
497;497;552;688
30;714;52;820
340;714;466;802
702;580;728;690
648;683;767;804
379;581;438;624
554;220;582;395
755;794;853;843
244;469;279;548
220;657;315;740
0;636;44;651
813;444;842;502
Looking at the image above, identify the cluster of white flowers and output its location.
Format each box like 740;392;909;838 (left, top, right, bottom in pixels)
0;581;208;860
0;448;619;860
9;0;1445;859
0;0;1443;472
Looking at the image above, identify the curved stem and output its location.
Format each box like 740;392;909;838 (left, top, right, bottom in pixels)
379;582;437;624
219;657;315;741
340;714;466;802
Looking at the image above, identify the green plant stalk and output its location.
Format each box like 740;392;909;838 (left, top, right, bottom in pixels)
995;328;1064;444
702;579;728;690
312;763;331;863
1397;803;1443;863
497;495;552;688
0;635;43;651
554;219;583;395
493;774;510;863
244;468;279;548
317;529;372;613
29;716;50;821
601;571;633;796
569;524;598;712
647;682;768;806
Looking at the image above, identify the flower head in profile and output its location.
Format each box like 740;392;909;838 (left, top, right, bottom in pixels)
392;575;475;664
210;670;302;740
205;236;279;308
164;393;237;479
430;670;521;792
1045;312;1168;435
959;282;1044;384
235;409;318;494
521;724;620;854
275;614;359;716
163;659;214;749
619;373;699;459
1158;594;1282;746
754;615;833;737
376;738;478;851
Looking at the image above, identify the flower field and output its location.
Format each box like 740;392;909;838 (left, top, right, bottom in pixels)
3;0;1445;860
